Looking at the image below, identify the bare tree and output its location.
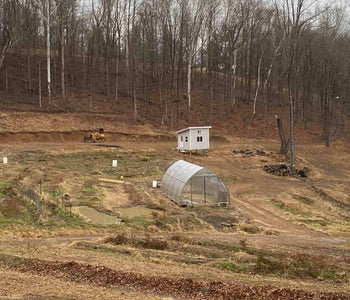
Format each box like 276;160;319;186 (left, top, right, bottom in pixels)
180;0;210;122
33;0;59;104
224;0;245;112
0;0;22;73
274;0;324;172
56;0;71;100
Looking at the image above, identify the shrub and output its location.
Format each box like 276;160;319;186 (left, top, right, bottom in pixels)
213;262;247;273
254;254;285;274
109;234;129;245
241;225;261;234
139;234;168;250
253;252;341;280
170;233;190;243
239;238;248;248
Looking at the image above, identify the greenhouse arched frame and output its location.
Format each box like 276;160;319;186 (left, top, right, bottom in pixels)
161;160;230;206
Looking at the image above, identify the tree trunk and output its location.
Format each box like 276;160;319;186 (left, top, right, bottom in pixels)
106;58;110;96
126;36;130;97
46;0;52;104
325;95;330;147
0;46;8;74
246;31;252;101
143;61;147;114
288;67;295;172
132;0;137;120
200;42;204;87
82;32;86;87
39;60;42;107
28;48;32;92
90;82;93;110
5;66;8;92
133;60;137;120
276;115;289;154
230;49;237;111
158;64;163;122
115;57;119;104
252;53;262;122
187;53;192;123
61;27;65;99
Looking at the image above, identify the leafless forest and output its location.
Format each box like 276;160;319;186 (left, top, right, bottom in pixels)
1;1;350;123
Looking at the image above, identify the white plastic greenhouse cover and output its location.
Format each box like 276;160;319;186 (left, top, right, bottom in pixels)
161;160;230;205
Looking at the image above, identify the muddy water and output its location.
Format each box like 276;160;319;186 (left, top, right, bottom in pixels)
72;206;120;225
117;206;155;218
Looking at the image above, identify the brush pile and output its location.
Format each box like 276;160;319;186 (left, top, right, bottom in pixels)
263;164;310;178
233;149;266;157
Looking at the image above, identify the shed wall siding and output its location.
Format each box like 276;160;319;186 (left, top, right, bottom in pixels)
178;132;190;150
189;128;209;150
177;128;210;151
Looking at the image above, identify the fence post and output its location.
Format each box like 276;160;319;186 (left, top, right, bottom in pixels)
39;180;42;195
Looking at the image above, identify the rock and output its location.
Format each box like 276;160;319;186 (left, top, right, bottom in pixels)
298;170;307;178
62;193;71;200
256;150;266;156
244;150;254;156
303;167;310;174
263;164;309;177
233;148;267;157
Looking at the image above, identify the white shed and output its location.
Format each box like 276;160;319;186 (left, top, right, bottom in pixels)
176;126;212;153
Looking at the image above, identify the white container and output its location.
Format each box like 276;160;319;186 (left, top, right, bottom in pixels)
152;181;157;188
3;157;7;164
112;160;118;167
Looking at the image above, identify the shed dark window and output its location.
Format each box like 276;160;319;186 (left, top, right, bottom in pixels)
197;136;203;142
181;136;183;142
185;136;188;142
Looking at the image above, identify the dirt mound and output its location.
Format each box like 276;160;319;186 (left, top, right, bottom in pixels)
0;130;174;144
0;254;347;300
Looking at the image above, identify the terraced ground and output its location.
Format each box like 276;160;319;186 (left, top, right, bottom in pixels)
0;113;349;299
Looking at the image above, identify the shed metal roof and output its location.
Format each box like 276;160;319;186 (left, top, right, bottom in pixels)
176;126;212;134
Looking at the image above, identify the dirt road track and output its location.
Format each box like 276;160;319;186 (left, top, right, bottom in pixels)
0;254;348;300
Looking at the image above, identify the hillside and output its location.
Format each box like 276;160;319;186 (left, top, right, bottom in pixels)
0;52;350;300
2;52;349;145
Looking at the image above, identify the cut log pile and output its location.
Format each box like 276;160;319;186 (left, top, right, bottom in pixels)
263;164;310;178
233;149;266;157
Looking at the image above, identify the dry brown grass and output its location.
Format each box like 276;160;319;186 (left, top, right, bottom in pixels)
0;268;169;300
0;123;350;298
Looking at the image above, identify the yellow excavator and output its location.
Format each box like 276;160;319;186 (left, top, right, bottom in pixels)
84;128;105;143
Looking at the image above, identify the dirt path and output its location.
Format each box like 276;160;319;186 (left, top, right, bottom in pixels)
198;142;350;235
231;196;323;236
0;254;347;300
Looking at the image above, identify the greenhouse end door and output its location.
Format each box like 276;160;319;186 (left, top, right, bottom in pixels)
204;175;219;205
191;176;205;205
185;175;220;205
